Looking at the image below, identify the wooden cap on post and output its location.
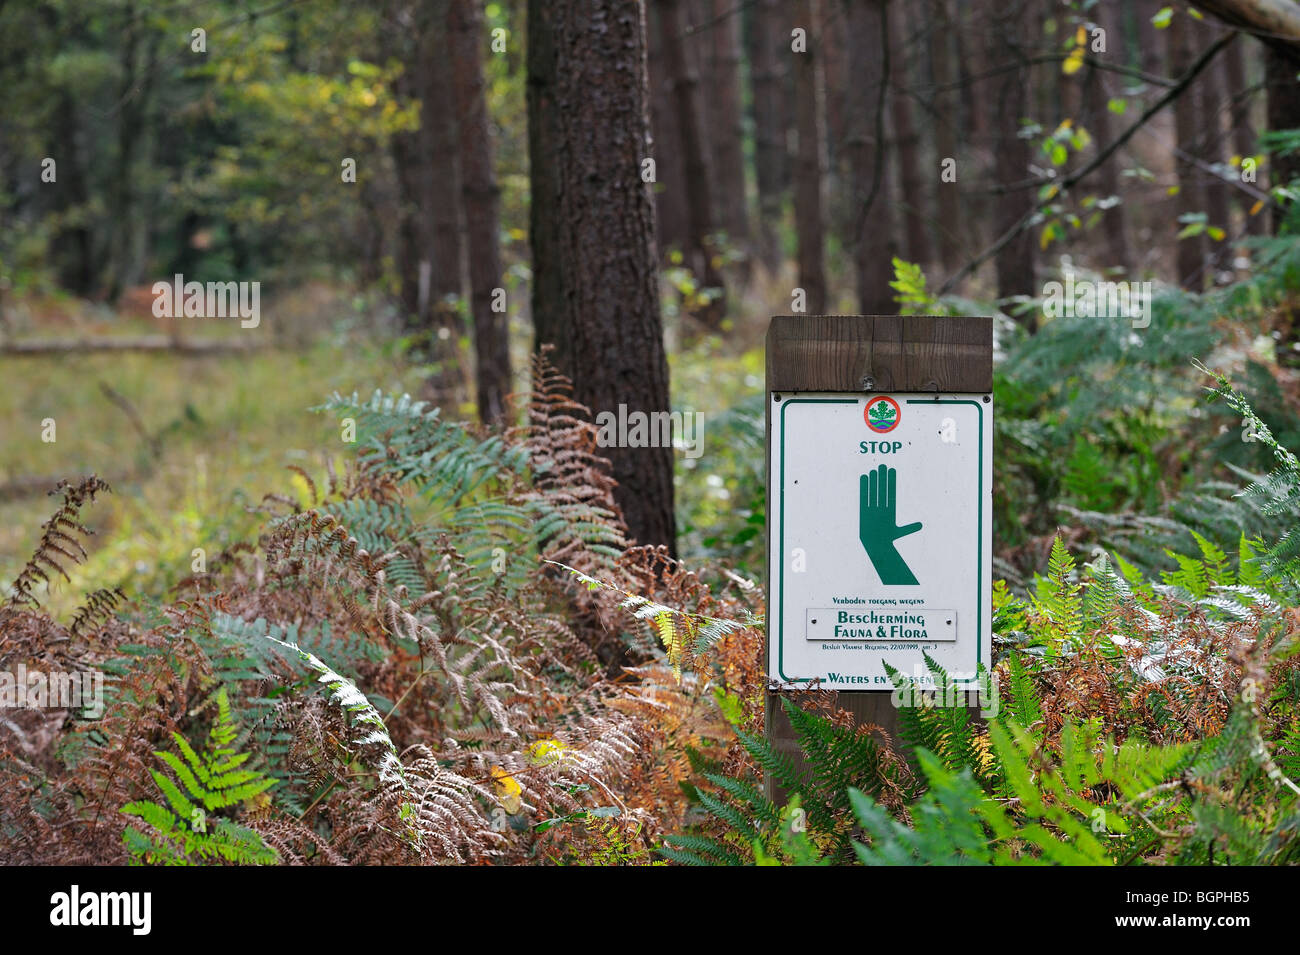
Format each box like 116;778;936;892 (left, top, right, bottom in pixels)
766;315;993;394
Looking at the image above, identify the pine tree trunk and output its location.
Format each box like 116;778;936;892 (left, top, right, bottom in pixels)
793;0;828;314
845;0;896;314
708;0;750;247
648;2;689;257
1170;11;1207;288
1083;52;1132;271
748;0;788;271
386;14;426;326
424;2;466;399
657;0;727;323
1135;0;1164;77
448;0;511;425
887;0;932;268
929;0;961;271
1197;20;1233;281
1223;36;1265;238
986;0;1037;321
1266;44;1300;235
527;0;676;555
388;1;466;400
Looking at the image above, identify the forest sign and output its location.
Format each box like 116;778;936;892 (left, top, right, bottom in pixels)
766;322;993;695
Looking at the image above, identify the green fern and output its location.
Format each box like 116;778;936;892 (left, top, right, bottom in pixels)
662;697;912;865
884;654;989;781
121;688;279;865
847;717;1190;865
1034;536;1083;637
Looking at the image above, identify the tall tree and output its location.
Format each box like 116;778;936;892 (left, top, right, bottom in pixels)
388;0;465;398
647;2;689;256
792;0;828;314
747;0;789;271
1169;10;1207;287
1222;36;1265;238
448;0;511;424
887;0;932;267
1266;44;1300;234
1134;0;1165;77
423;2;466;388
985;0;1037;320
1196;19;1233;279
844;0;896;314
928;0;962;271
706;0;751;247
527;0;676;554
1083;1;1131;271
107;0;163;299
657;0;726;322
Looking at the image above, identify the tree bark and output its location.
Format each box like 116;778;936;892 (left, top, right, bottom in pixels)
657;0;727;322
1170;11;1207;288
985;0;1036;321
1135;0;1165;77
1223;35;1266;238
449;0;511;425
527;0;676;555
647;2;689;256
1266;44;1300;234
887;0;932;267
1196;19;1234;280
928;0;961;271
844;0;896;314
1190;0;1300;42
707;0;750;246
387;1;465;400
748;0;788;271
425;2;466;399
1083;1;1132;272
792;0;828;314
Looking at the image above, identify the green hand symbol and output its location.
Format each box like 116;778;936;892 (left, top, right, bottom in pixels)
859;464;922;585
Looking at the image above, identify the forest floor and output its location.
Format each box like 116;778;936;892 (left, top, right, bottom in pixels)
0;285;774;610
0;302;425;610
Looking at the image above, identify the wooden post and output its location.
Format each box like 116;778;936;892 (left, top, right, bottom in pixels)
764;315;993;800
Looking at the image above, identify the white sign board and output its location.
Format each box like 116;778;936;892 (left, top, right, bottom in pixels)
768;392;992;690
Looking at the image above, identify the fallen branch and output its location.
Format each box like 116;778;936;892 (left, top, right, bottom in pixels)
0;336;264;356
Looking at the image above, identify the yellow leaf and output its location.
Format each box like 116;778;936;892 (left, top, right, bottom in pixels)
1250;200;1265;216
526;738;568;767
1062;48;1084;75
490;765;522;814
1075;25;1087;45
655;610;683;679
